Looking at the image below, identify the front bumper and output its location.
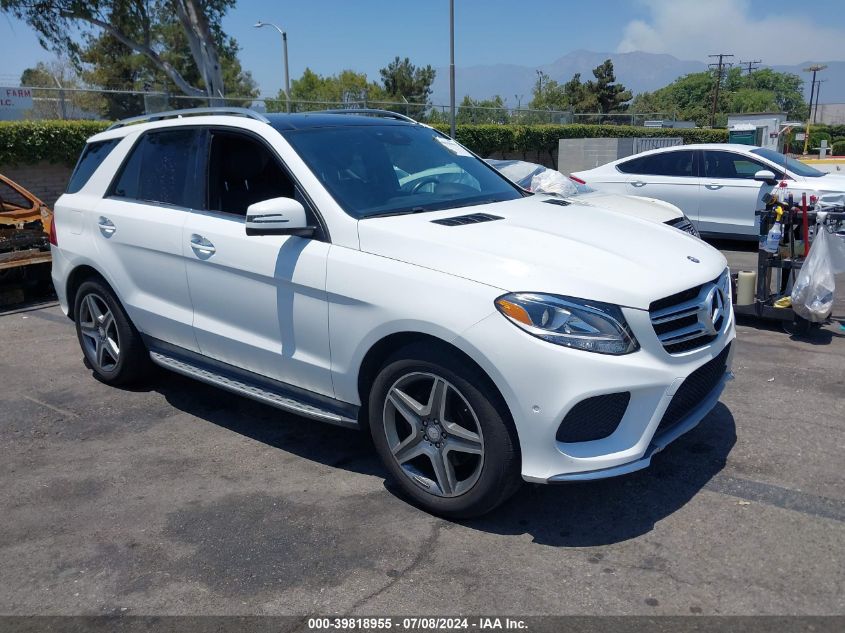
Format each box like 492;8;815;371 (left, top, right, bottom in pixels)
547;361;732;482
456;303;736;483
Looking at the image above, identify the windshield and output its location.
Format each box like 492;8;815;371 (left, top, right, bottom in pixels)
281;125;523;218
751;147;826;178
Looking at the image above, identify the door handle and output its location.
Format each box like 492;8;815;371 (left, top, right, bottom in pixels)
705;184;723;190
630;180;647;188
190;234;216;256
97;216;116;236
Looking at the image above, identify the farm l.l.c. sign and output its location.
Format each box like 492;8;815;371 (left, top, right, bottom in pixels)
0;87;34;109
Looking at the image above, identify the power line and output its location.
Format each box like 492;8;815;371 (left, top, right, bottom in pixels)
738;60;762;74
708;53;734;127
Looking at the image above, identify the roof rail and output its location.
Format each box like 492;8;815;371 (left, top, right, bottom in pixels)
316;108;418;124
106;107;270;131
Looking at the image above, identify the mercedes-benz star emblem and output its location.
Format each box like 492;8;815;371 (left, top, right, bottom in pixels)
687;256;700;263
702;285;725;335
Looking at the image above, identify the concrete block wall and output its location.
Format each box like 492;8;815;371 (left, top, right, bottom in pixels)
0;162;73;208
557;138;634;175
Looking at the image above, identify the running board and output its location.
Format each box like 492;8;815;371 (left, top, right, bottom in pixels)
149;350;359;429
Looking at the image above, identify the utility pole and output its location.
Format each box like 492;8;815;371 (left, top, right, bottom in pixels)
708;53;733;128
803;64;827;153
739;59;761;75
813;79;826;124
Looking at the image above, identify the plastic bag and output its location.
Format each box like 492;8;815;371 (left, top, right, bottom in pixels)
791;228;838;322
530;169;578;197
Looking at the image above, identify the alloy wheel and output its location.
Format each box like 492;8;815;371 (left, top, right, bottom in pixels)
78;292;121;373
382;372;484;497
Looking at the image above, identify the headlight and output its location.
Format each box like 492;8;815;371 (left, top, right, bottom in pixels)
494;293;639;355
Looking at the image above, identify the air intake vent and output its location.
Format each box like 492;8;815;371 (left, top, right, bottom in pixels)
542;198;572;207
431;213;503;226
556;392;631;443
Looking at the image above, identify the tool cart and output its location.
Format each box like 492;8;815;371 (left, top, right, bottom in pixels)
731;193;845;334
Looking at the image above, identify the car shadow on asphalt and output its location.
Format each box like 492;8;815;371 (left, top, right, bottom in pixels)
462;403;736;546
150;372;736;546
735;314;845;345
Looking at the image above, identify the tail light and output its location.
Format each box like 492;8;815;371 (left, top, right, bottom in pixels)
48;214;58;246
569;175;586;185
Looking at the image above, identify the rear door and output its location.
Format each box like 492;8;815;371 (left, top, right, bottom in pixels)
93;128;203;351
699;150;777;238
616;149;701;224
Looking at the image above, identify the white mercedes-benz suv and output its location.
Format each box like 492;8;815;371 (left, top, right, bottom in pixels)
51;108;735;517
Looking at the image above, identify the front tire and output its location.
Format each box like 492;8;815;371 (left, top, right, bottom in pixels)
369;344;521;518
73;279;151;385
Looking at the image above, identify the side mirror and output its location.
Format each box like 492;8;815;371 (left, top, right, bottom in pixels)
245;197;315;237
753;169;777;185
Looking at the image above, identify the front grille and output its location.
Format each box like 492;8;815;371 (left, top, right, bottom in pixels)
649;271;729;354
665;216;700;237
655;343;730;436
556;392;630;443
431;213;503;226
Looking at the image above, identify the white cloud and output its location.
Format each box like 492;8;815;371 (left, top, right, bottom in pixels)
617;0;845;64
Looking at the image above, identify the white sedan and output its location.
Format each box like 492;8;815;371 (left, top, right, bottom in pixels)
571;143;845;239
487;159;700;237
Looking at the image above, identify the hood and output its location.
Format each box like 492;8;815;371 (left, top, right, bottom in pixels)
357;195;726;310
814;173;845;192
570;191;683;224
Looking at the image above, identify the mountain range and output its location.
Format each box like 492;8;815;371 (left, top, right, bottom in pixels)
429;50;845;108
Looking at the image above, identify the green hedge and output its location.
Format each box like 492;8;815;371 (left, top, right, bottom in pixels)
431;123;728;158
0;119;728;167
832;140;845;156
0;120;110;166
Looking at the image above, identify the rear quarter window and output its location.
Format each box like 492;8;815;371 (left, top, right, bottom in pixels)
66;139;121;194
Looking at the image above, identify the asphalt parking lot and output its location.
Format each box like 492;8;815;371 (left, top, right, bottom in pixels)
1;244;843;617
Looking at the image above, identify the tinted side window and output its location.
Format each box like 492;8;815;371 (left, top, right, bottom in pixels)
617;151;695;177
110;129;203;208
703;151;773;180
67;139;120;194
206;131;296;216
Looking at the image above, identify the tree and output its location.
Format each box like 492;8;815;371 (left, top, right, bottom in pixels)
1;0;244;101
456;95;509;124
528;60;629;117
379;56;436;117
631;68;806;126
587;59;632;113
274;68;385;112
19;60;105;118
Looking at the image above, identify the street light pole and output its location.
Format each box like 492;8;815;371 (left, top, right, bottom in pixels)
255;21;291;113
449;0;456;139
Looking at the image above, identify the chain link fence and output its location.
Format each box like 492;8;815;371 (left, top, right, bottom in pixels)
0;85;679;127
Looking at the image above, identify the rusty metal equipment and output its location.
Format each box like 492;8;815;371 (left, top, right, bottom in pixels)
0;174;53;272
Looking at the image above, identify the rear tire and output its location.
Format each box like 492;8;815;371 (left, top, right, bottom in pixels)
73;279;151;385
369;343;521;518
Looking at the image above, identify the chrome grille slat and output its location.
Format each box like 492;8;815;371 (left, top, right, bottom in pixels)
649;270;730;354
658;324;710;344
650;300;702;323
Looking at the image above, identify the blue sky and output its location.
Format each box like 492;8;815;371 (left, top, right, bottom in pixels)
1;0;844;95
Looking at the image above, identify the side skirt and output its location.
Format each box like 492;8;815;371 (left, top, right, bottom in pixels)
144;337;359;430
